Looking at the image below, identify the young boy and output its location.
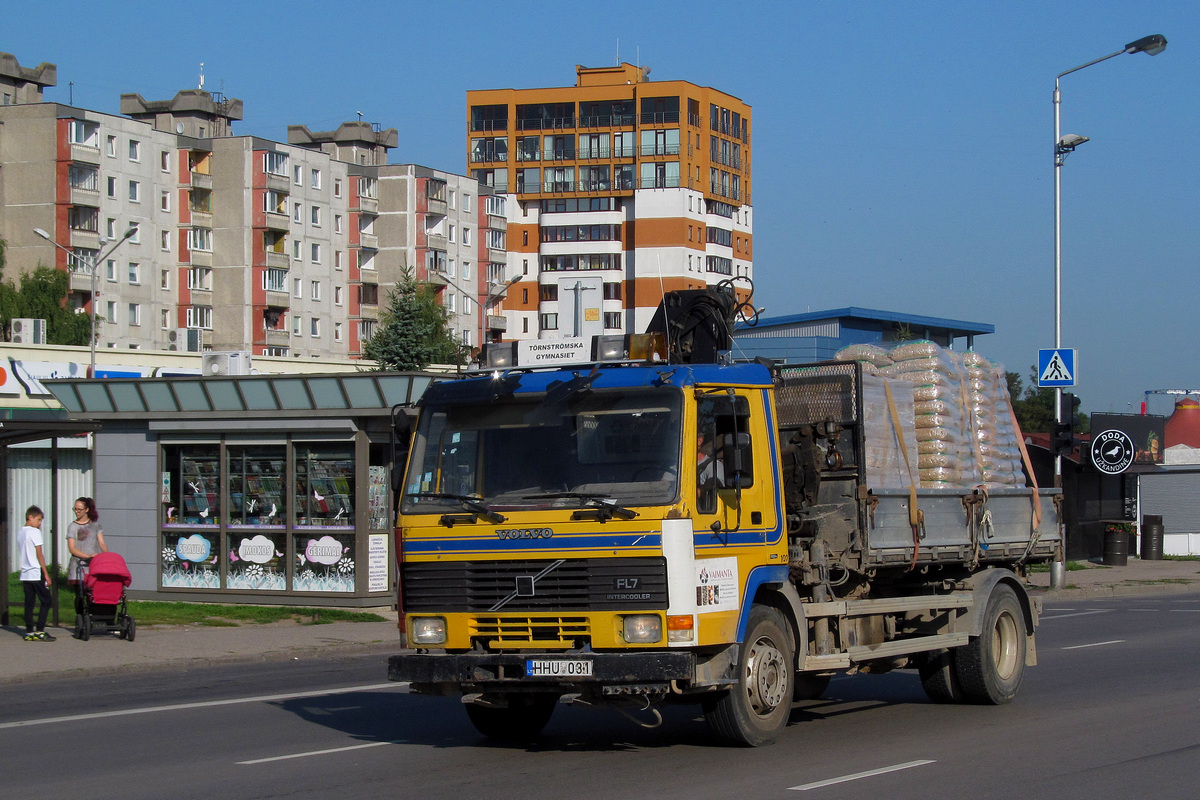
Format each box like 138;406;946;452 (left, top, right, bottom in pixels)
18;505;56;642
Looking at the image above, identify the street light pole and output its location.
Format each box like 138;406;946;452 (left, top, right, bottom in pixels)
34;225;139;376
1049;34;1166;587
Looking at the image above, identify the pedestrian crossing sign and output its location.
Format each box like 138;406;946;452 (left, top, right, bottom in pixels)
1038;348;1076;388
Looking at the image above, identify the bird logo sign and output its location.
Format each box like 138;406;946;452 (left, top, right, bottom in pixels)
1090;429;1135;475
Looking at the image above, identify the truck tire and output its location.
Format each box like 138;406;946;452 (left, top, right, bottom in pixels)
918;649;963;703
954;584;1026;704
464;694;557;741
704;605;794;746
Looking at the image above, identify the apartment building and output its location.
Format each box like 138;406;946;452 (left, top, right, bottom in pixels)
1;50;501;360
467;63;753;341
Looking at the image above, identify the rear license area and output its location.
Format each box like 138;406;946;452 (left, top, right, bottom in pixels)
525;659;593;677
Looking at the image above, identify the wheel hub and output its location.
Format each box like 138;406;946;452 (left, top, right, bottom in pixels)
745;636;787;713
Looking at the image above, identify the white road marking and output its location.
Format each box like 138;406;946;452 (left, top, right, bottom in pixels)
789;760;936;791
238;740;398;764
0;683;399;730
1170;609;1200;612
1041;609;1114;621
1063;640;1124;650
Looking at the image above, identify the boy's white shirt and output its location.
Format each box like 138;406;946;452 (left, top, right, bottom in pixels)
18;524;45;580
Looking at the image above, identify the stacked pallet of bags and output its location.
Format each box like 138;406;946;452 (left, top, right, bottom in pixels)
833;343;893;376
879;341;980;488
963;352;1025;487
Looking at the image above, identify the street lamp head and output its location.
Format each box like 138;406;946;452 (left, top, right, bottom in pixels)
33;227;51;241
1057;133;1090;153
1125;34;1167;56
121;225;139;240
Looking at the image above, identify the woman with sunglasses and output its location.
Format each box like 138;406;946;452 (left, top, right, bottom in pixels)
67;496;108;585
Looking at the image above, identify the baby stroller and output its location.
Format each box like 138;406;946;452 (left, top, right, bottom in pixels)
74;552;135;642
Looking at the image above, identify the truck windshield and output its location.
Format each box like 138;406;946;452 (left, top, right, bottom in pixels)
402;387;682;513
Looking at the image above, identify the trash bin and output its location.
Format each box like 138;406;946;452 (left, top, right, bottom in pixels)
1103;526;1128;566
1142;515;1164;561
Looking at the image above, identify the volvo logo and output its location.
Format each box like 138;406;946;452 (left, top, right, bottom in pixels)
496;528;554;540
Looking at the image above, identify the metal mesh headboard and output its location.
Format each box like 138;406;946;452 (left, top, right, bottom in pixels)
775;362;859;428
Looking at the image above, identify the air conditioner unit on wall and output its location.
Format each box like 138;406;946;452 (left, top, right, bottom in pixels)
167;327;202;352
9;318;48;344
202;351;252;376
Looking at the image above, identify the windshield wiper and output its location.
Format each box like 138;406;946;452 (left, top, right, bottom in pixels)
408;492;507;524
521;492;638;521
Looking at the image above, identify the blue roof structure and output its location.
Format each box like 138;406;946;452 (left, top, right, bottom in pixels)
732;307;994;364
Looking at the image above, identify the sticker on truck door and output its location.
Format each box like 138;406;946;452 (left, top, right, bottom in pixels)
695;557;739;613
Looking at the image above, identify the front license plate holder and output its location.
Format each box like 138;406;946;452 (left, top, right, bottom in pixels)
525;659;594;678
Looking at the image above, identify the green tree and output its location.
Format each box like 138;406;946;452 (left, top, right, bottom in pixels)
0;238;92;345
363;268;464;371
1008;366;1088;434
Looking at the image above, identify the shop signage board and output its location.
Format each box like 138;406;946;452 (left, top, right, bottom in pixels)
1091;429;1135;475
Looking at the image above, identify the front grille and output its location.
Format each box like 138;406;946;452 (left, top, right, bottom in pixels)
402;556;668;612
469;615;590;648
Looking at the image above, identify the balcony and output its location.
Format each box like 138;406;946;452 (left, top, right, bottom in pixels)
68;267;97;294
190;249;213;267
264;250;289;269
261;212;290;231
426;197;448;216
515;117;575;132
190;172;213;190
426;233;447;251
69;186;100;206
639;111;680;126
487;315;508;332
264;328;291;346
69;229;101;250
357;232;378;250
351;196;378;214
578;114;635;129
69;143;100;164
262;172;290;192
639;144;681;157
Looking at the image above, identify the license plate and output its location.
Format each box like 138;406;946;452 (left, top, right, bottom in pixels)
525;659;593;678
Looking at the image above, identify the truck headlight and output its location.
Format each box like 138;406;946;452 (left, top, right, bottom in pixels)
622;614;662;643
409;616;447;645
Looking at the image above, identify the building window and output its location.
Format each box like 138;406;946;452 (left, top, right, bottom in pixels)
334;250;343;271
188;228;213;252
359;283;379;305
106;259;117;282
293;315;302;335
293;202;302;223
603;282;622;300
187;267;212;290
311;205;321;226
539;313;558;331
334;286;343;306
334;178;342;198
310;318;320;337
358;320;376;342
462;227;471;246
603;312;621;329
263;268;288;292
334;214;342;234
128;262;141;284
334;322;342;342
264;151;289;176
106;301;116;322
311;168;321;189
107;177;116;198
446;293;456;313
128;181;140;202
128;303;141;326
159;190;171;212
294;278;303;298
463;194;471;212
161;309;171;329
293;240;302;261
358;177;377;199
311;280;321;301
293;165;303;185
128;222;141;244
161;230;171;251
311;243;321;263
186;305;213;329
448;224;455;243
68;206;99;233
161;150;171;172
104;133;116;155
128;140;140;162
462;261;471;280
161;269;170;290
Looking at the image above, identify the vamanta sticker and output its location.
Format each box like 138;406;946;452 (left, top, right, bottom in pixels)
695;557;739;613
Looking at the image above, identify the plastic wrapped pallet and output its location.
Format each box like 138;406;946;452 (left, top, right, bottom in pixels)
861;375;919;489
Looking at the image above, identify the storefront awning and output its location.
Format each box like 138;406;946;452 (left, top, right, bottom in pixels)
44;372;443;419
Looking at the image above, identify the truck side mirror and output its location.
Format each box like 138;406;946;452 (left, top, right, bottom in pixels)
720;432;754;488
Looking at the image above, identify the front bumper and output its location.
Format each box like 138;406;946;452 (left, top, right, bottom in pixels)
389;650;695;686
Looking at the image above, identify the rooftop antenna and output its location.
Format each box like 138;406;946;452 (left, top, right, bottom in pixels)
616;38;620;65
357;111;364;123
198;62;205;91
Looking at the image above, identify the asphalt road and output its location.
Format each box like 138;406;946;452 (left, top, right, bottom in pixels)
2;593;1199;800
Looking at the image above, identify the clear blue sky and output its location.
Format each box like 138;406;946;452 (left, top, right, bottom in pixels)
7;1;1196;414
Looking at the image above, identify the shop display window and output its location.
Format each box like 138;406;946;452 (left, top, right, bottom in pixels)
226;530;287;591
161;530;220;589
293;531;356;592
227;446;286;527
294;444;354;528
163;445;221;525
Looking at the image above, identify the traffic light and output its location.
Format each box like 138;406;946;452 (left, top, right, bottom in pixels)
1052;392;1081;455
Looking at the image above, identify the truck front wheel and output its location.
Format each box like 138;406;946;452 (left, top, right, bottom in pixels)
464;693;557;741
955;584;1026;704
704;605;795;746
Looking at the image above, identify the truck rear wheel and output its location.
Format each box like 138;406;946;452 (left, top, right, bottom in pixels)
918;649;963;703
955;584;1026;704
704;605;794;746
464;694;557;741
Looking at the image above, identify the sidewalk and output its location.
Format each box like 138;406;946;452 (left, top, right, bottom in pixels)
0;608;402;685
3;560;1198;685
